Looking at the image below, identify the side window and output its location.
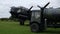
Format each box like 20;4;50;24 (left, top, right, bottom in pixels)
32;12;35;17
31;12;40;17
35;12;40;19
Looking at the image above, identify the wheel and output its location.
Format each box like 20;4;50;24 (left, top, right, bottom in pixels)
30;23;42;32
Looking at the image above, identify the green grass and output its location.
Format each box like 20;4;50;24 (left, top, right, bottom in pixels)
0;20;60;34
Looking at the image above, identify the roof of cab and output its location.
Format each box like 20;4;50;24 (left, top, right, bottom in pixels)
31;10;40;12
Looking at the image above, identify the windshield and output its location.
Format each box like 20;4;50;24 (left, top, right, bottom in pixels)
32;11;40;19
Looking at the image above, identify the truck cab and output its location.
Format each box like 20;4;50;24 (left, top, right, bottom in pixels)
30;2;50;32
30;10;46;32
30;10;41;24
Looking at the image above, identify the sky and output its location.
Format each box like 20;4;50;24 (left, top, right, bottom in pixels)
0;0;60;18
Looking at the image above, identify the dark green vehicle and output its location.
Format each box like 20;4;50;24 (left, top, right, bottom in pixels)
30;10;47;32
30;2;50;32
29;2;60;33
30;2;60;32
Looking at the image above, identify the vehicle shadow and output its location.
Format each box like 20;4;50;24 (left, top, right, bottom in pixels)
21;24;60;34
41;28;60;34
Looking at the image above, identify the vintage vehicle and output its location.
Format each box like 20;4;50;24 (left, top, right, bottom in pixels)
10;6;33;25
10;2;60;32
30;2;60;32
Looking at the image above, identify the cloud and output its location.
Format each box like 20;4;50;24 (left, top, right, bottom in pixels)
0;0;60;18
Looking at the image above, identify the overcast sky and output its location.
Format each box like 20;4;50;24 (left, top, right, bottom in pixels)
0;0;60;18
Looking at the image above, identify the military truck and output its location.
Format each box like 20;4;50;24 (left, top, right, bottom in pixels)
30;2;60;32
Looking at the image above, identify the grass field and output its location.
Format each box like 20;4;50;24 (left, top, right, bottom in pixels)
0;20;60;34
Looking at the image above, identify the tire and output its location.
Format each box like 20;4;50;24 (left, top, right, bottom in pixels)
30;23;42;32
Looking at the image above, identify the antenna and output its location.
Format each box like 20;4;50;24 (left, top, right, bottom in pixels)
43;2;50;9
37;2;50;9
27;6;33;11
37;5;41;8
